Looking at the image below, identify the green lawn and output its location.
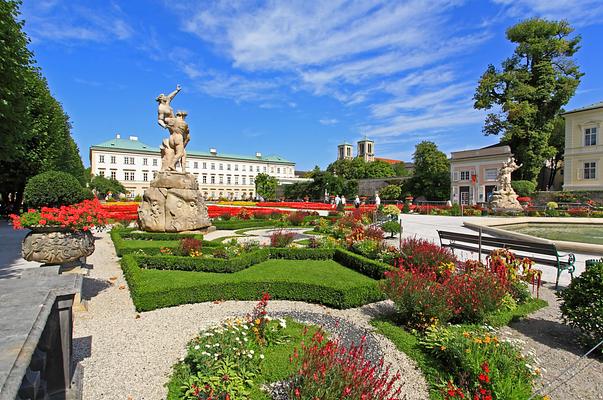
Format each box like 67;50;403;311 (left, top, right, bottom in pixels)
123;256;383;311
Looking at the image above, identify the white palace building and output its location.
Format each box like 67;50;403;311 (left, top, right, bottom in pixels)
89;134;307;200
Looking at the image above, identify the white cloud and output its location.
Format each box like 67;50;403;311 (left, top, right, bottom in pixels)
21;2;133;44
166;0;492;145
319;118;339;126
493;0;603;26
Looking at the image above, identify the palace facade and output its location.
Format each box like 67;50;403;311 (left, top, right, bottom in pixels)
90;134;306;199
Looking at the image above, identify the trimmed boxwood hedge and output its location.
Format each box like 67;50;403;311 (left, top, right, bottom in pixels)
135;249;271;273
111;229;219;257
121;255;383;311
212;219;276;230
121;231;205;241
333;248;394;279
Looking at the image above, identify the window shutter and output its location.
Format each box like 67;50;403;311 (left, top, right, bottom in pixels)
453;171;459;181
577;168;583;180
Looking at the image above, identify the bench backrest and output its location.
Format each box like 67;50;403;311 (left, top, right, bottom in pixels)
437;230;559;257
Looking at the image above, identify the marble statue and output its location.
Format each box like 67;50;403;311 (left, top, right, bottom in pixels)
490;157;523;210
138;85;212;232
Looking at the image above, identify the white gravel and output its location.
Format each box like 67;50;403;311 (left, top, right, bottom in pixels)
73;231;429;400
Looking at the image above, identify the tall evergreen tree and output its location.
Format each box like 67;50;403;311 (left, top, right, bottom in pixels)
474;18;582;183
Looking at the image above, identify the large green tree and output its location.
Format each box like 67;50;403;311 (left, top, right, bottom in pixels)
90;175;126;198
474;18;582;183
545;114;566;189
326;158;394;179
406;141;450;200
0;0;85;207
254;173;278;200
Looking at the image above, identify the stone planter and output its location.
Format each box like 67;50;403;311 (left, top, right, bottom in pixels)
22;227;95;265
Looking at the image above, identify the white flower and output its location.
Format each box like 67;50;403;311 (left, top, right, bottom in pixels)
194;345;200;350
247;354;253;359
249;349;254;354
205;344;211;348
243;337;248;342
278;318;287;328
259;354;265;359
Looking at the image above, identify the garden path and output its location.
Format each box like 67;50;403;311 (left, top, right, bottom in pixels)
73;230;429;400
499;283;603;400
0;220;42;279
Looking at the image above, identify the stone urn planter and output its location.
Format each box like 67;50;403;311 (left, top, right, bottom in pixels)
22;227;95;265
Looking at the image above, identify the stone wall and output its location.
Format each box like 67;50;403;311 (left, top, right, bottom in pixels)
357;177;410;197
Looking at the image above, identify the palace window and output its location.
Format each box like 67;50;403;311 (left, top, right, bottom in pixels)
124;171;135;181
211;163;215;170
110;156;116;164
242;177;246;185
152;159;158;166
98;169;105;177
234;175;239;185
143;172;148;182
99;155;105;163
584;161;597;179
460;171;471;181
110;170;116;179
202;175;207;184
234;164;238;171
277;167;281;174
210;175;215;184
203;162;207;169
585;127;598;146
227;176;231;185
143;158;148;166
194;162;198;169
227;164;231;171
485;168;497;181
219;163;223;170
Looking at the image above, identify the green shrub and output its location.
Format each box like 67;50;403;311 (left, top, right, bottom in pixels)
269;247;334;260
333;248;393;279
121;231;205;241
546;201;559;210
511;180;536;197
212;219;275;230
382;204;401;216
380;185;402;200
24;171;86;208
120;256;383;311
382;220;401;237
451;203;461;216
558;261;603;348
135;249;270;273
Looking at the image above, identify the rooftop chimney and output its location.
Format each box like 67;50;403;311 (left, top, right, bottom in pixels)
116;133;121;139
255;152;262;158
129;135;138;141
210;148;217;155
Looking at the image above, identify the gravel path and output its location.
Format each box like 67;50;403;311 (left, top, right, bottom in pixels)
73;231;429;399
499;284;603;400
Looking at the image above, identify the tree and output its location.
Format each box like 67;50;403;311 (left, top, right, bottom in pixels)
474;18;582;183
406;141;450;200
0;1;86;207
326;158;394;179
545;115;565;189
365;160;395;178
379;184;402;200
90;175;126;198
392;162;410;177
255;173;278;200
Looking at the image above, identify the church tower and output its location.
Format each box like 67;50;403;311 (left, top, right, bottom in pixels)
337;142;354;160
357;137;375;162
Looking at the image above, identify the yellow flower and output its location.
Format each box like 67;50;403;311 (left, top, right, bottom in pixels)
440;346;447;351
484;336;492;344
465;349;471;353
474;338;483;344
255;318;261;325
463;331;470;338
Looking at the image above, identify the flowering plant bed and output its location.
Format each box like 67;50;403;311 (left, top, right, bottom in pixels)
100;202;138;222
11;198;109;231
167;295;320;400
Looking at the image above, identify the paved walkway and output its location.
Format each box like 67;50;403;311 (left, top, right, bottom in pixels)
0;221;40;279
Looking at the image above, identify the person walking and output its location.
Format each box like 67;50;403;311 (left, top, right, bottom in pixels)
335;195;341;208
354;195;360;208
341;195;346;206
375;192;381;208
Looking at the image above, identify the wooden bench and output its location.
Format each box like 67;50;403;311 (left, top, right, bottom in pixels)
437;230;576;289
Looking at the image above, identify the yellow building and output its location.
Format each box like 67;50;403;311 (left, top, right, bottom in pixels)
562;102;603;191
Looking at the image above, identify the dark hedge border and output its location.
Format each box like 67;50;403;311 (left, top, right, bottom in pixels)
111;229;220;257
121;255;384;311
212;219;276;230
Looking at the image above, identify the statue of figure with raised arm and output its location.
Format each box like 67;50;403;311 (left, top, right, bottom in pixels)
497;157;522;192
163;111;190;172
156;85;181;128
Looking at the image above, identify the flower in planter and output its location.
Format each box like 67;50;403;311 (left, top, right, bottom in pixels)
10;198;109;231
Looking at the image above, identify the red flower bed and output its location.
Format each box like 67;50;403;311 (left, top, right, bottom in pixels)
101;203;139;221
11;199;109;231
256;201;335;210
207;205;287;218
289;329;402;399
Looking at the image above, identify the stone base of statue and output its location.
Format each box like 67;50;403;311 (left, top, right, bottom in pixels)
138;171;212;232
490;190;522;210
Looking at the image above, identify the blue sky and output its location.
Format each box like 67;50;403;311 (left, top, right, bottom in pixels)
20;0;603;170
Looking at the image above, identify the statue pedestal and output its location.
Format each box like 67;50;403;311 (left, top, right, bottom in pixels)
138;171;212;232
490;190;522;210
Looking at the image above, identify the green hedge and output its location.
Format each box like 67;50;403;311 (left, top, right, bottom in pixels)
269;247;334;260
111;228;219;257
121;256;383;311
212;219;276;230
135;249;271;273
121;231;204;241
333;248;394;279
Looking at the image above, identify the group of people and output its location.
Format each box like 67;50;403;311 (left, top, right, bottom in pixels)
327;193;381;209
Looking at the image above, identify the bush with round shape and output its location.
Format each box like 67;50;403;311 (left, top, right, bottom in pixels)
558;261;603;348
379;184;402;200
546;201;559;210
382;204;401;216
511;180;536;197
382;220;401;238
24;171;85;208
